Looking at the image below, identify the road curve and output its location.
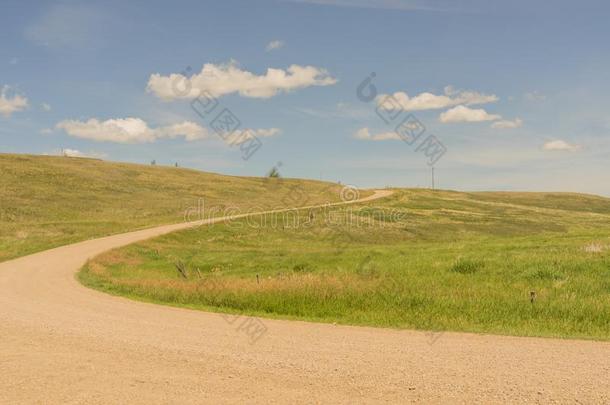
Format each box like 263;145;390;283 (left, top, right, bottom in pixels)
1;189;608;404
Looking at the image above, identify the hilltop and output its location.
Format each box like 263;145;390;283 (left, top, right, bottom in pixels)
0;154;345;262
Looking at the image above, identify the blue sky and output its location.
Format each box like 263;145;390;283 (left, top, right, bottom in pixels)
1;0;609;195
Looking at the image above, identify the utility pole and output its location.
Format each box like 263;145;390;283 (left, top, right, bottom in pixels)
431;166;435;190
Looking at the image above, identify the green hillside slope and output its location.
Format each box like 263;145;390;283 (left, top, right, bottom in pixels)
0;154;346;262
82;189;610;340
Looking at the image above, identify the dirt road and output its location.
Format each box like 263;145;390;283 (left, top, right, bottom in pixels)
1;190;608;404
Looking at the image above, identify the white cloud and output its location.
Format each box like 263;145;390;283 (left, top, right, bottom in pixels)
40;128;53;135
9;57;18;65
0;86;28;117
265;40;285;51
155;121;210;141
224;128;281;145
42;102;52;111
52;148;107;159
146;61;337;100
439;105;501;123
543;140;582;152
55;117;280;145
491;117;523;129
524;91;546;102
62;148;85;157
251;128;281;137
56;118;209;143
353;127;401;141
377;85;497;112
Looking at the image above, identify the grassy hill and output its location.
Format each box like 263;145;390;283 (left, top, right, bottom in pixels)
0;154;347;262
81;188;610;340
3;153;609;339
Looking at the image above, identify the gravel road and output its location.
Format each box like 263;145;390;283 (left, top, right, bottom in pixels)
1;190;608;404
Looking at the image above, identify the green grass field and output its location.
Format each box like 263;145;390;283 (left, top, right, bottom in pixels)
81;189;610;340
0;154;346;262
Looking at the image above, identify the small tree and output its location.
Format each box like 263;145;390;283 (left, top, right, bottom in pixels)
267;167;281;178
151;159;156;166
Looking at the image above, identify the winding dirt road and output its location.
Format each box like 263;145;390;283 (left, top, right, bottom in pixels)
1;189;609;404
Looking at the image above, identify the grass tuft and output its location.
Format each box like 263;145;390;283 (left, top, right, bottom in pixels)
450;259;483;274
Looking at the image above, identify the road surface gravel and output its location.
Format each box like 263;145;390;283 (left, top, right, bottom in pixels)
1;190;608;404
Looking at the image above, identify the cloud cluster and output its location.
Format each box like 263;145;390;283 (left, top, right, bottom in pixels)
377;86;497;112
375;85;522;129
147;61;337;100
0;86;28;117
265;40;285;51
56;118;209;143
353;127;401;141
543;140;582;152
56;117;281;145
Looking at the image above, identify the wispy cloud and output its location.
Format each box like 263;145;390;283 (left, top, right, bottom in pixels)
25;4;107;49
295;102;371;119
41;102;52;112
265;40;285;51
147;61;337;100
524;91;546;102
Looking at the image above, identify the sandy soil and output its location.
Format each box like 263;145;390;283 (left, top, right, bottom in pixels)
1;190;608;404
